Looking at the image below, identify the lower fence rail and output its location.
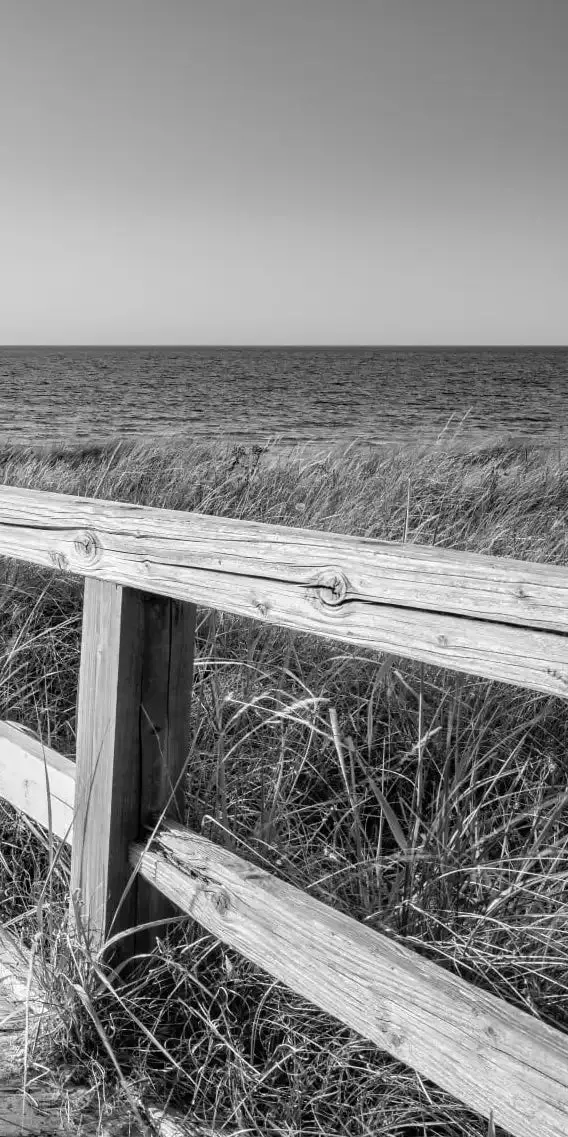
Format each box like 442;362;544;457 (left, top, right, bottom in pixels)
1;720;567;1137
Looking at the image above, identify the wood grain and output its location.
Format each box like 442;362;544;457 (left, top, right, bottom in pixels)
0;722;75;842
0;485;567;695
132;821;568;1137
2;727;568;1137
71;582;195;954
0;722;74;843
136;596;196;954
71;579;145;952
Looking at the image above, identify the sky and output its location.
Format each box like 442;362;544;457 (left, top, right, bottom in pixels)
0;0;566;345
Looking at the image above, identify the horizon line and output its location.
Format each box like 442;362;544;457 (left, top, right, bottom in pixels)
1;343;567;351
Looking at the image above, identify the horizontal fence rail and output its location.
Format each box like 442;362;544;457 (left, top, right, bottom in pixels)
0;485;568;695
1;484;568;1137
0;723;567;1137
0;721;75;842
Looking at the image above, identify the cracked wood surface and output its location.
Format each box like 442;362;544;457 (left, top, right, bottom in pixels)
0;485;568;695
132;821;568;1137
71;581;196;953
2;724;568;1137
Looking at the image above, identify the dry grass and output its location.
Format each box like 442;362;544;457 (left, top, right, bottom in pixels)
0;436;567;1135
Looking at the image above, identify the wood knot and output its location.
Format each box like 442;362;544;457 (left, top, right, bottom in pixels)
214;890;231;916
315;569;349;607
73;529;100;567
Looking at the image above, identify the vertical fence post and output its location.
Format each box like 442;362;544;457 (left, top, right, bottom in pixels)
136;593;196;955
70;578;196;959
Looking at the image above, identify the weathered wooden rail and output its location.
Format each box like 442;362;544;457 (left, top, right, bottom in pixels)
0;485;567;1137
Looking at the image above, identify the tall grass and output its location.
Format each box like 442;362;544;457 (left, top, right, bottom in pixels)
0;437;567;1135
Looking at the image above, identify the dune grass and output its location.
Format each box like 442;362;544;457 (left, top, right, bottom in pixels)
0;436;567;1135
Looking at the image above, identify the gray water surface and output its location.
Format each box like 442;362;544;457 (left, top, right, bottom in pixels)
1;346;566;449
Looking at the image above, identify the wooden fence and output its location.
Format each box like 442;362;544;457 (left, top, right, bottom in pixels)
0;484;567;1137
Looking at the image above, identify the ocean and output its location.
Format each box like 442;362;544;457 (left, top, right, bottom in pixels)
1;346;566;451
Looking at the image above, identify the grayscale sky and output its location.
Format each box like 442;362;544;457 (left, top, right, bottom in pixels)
0;0;566;344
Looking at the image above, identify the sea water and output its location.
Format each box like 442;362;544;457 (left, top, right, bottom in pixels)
1;345;566;450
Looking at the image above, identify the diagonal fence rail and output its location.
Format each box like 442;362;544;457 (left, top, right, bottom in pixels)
1;485;567;1137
